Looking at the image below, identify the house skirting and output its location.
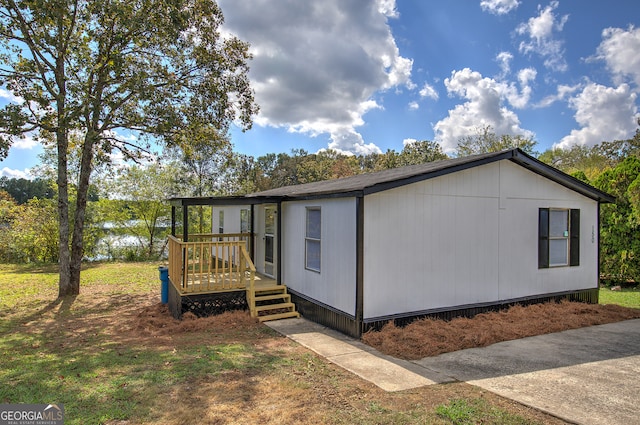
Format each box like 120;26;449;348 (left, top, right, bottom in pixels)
290;287;598;337
288;289;361;338
167;280;248;319
362;287;600;334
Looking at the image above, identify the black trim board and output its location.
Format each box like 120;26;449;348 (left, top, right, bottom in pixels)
355;196;364;331
276;201;282;284
509;150;614;203
169;195;282;207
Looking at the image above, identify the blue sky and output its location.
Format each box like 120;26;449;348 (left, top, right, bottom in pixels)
2;0;639;178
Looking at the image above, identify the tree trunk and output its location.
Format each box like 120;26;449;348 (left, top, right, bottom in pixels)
56;49;72;297
68;131;97;294
57;127;72;297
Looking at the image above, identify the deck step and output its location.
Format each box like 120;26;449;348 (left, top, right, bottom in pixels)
255;293;291;302
258;311;301;322
254;302;295;312
249;283;300;322
254;285;287;294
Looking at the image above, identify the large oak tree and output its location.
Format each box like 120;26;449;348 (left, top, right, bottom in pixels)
0;0;258;296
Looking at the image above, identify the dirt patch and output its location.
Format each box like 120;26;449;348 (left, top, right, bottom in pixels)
362;300;640;360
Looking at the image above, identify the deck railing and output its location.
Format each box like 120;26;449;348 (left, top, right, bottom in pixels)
167;233;255;295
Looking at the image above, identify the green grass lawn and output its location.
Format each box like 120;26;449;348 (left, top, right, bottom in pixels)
599;286;640;309
1;261;625;424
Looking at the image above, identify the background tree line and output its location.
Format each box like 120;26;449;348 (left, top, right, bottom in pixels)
1;123;638;285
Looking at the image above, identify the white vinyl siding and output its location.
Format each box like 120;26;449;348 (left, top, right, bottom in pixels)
363;160;598;320
281;198;356;316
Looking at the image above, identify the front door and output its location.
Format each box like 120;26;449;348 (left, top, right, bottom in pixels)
264;206;275;277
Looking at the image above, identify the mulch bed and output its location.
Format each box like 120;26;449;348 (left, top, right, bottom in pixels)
362;300;640;360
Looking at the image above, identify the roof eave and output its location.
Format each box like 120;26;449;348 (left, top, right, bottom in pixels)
509;149;616;203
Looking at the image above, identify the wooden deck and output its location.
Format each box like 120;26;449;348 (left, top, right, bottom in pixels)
167;234;299;321
181;272;277;295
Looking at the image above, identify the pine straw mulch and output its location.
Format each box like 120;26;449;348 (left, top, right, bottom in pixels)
362;300;640;360
131;303;263;336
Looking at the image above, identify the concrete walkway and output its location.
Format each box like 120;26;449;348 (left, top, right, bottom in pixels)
265;317;640;425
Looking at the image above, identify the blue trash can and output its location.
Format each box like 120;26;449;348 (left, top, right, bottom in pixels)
159;266;169;304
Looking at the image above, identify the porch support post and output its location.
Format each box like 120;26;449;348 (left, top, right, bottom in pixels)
171;206;176;236
250;203;255;262
276;200;282;285
355;195;364;335
596;202;601;297
183;204;189;242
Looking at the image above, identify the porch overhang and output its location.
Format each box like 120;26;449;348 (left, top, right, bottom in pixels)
168;195;282;207
167;196;283;243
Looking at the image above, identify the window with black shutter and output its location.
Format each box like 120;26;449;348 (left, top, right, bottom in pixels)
539;208;580;268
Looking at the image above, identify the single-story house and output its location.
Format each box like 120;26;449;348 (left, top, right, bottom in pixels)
168;148;614;337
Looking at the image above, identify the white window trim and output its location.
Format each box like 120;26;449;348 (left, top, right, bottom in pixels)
305;207;321;273
549;208;569;267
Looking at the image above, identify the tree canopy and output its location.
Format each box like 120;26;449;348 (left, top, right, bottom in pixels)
456;125;538;157
0;176;55;203
0;0;258;296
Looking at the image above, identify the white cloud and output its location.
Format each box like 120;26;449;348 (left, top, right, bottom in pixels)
536;83;580;108
419;83;439;100
593;25;640;86
433;68;534;152
555;83;639;149
402;138;418;147
326;127;382;156
1;167;32;179
502;67;537;109
408;101;419;110
11;134;38;150
480;0;520;15
217;0;411;154
516;1;569;72
377;0;399;18
496;51;513;77
0;88;23;103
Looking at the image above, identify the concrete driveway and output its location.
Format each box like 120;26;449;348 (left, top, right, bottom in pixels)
268;318;640;425
412;319;640;425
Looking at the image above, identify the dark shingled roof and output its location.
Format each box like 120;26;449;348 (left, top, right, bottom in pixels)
248;148;614;203
168;148;614;207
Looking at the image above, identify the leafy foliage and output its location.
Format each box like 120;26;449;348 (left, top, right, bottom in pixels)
0;177;55;204
538;144;616;181
456;125;538;157
233;141;449;193
101;162;176;259
0;0;258;295
0;196;59;263
593;157;640;284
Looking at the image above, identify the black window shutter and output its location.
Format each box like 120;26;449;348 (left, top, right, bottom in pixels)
539;208;549;268
570;209;580;266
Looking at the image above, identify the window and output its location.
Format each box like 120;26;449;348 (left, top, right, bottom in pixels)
240;209;250;233
305;207;321;272
539;208;580;268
